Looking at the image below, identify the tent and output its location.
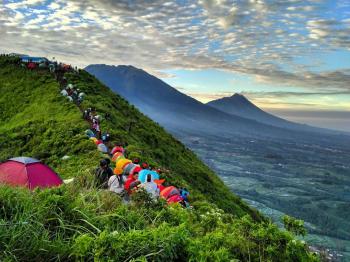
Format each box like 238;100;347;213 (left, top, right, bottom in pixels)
60;90;68;97
97;143;108;153
160;186;180;200
0;157;63;190
111;146;124;155
112;152;124;162
114;167;123;175
113;158;132;175
167;194;183;204
85;129;95;138
21;56;48;64
138;170;160;183
123;163;136;176
95;139;103;145
116;158;132;170
131;166;142;175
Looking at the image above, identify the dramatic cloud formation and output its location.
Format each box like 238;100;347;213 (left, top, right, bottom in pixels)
1;0;350;110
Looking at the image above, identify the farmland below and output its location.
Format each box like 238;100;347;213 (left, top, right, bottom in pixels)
177;131;350;260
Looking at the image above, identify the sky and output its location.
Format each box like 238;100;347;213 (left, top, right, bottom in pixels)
1;0;350;131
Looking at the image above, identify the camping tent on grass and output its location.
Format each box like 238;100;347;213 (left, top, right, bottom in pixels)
0;157;63;190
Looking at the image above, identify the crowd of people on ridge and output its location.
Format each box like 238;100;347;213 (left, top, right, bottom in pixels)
34;54;191;208
15;53;191;208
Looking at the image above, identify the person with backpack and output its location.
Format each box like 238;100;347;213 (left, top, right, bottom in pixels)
92;117;101;138
140;173;160;199
95;159;113;189
108;173;126;195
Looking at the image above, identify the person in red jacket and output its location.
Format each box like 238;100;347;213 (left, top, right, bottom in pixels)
124;171;140;195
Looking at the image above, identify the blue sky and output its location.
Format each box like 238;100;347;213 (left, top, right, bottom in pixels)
1;0;349;130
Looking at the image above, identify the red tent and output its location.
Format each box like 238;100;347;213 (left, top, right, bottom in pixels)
167;194;183;204
111;146;124;155
0;157;63;190
160;186;180;200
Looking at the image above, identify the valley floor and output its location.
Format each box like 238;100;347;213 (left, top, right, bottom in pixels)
175;131;350;261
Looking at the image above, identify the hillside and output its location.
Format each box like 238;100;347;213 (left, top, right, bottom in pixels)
0;55;318;261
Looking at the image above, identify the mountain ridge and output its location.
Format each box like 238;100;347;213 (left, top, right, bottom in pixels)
85;64;346;140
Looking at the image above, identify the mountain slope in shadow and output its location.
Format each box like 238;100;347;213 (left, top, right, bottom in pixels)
85;64;343;139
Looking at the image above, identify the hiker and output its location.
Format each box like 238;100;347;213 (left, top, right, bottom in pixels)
140;174;159;199
78;92;85;104
86;108;93;123
108;173;126;195
124;171;141;194
141;162;149;170
101;132;110;143
180;188;190;202
92;117;100;135
49;63;56;73
95;159;113;189
72;89;79;101
83;110;89;120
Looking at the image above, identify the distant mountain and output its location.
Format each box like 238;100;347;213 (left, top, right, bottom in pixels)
85;64;342;139
207;94;320;132
85;64;292;137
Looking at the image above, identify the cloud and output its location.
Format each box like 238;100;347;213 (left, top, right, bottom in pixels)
0;0;349;97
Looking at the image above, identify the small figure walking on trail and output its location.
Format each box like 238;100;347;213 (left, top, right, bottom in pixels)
102;132;110;143
92;116;101;139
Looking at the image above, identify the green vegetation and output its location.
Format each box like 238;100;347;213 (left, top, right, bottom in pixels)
0;55;318;261
283;215;307;237
0;184;318;261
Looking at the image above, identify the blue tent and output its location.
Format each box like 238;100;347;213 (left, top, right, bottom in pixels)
21;56;49;64
138;170;159;183
85;129;95;138
97;143;108;153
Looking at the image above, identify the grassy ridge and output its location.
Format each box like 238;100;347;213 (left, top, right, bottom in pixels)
0;56;260;218
0;56;318;261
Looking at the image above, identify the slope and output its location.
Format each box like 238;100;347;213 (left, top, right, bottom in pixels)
0;55;258;217
0;55;318;261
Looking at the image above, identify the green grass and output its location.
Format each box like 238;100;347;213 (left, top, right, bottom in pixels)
0;55;319;261
0;55;259;218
